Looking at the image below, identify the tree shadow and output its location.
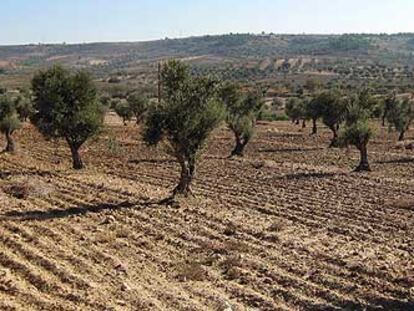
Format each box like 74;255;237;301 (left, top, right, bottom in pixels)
367;298;414;311
259;147;323;153
375;157;414;164
1;198;173;222
331;298;414;311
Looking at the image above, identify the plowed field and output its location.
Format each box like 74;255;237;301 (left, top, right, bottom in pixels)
0;120;413;311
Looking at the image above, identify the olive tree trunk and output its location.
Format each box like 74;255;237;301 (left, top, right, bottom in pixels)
398;130;405;141
311;118;318;135
69;143;84;170
302;120;306;128
173;158;195;197
4;131;15;153
355;143;371;172
231;133;248;157
328;126;339;148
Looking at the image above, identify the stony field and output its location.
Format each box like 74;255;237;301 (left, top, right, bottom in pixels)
0;120;413;310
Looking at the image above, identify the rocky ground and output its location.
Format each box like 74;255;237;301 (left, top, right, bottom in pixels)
0;120;413;310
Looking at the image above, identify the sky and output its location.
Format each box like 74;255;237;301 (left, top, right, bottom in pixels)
1;0;413;45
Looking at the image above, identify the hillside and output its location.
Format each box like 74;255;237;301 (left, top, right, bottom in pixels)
1;33;414;74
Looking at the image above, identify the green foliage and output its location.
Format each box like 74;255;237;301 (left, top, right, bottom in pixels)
328;34;371;52
0;95;22;134
127;93;149;123
315;90;346;130
114;100;133;125
220;83;263;156
345;89;382;123
311;90;347;146
144;60;224;195
31;65;103;169
0;94;22;152
340;119;373;148
285;97;306;123
340;92;375;148
144;60;224;156
15;89;34;121
386;97;414;139
339;90;375;171
306;96;323;121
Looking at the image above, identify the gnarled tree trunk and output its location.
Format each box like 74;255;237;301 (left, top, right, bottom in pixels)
69;143;84;170
4;131;15;153
173;158;195;197
302;120;306;128
328;126;339;148
231;133;248;157
398;130;405;141
311;118;317;135
355;143;371;172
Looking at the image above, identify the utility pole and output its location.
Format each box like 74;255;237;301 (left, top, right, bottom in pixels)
158;62;162;103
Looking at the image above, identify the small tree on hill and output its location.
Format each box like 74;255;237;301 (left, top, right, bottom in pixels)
0;95;21;152
143;60;224;196
386;97;414;141
314;90;347;147
114;100;133;125
31;65;103;169
127;93;149;124
220;83;263;157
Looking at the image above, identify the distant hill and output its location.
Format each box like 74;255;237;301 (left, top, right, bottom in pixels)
1;33;414;75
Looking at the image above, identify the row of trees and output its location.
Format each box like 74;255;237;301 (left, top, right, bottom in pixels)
0;61;263;196
0;61;412;196
285;89;414;171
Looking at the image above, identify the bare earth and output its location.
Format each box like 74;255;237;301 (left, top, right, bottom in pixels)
0;121;413;311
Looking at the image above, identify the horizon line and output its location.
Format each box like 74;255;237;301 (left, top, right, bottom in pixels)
1;31;414;47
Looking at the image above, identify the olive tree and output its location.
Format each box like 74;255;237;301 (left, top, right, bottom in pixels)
127;93;149;124
314;90;347;147
15;89;34;122
114;100;133;125
220;83;263;157
143;60;224;196
31;65;103;169
339;91;376;172
386;97;414;141
306;96;323;135
382;92;396;127
0;95;21;152
285;97;306;126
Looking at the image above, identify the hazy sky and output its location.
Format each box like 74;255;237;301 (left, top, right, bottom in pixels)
1;0;413;45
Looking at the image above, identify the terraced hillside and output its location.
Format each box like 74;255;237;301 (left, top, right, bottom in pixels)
0;120;413;310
